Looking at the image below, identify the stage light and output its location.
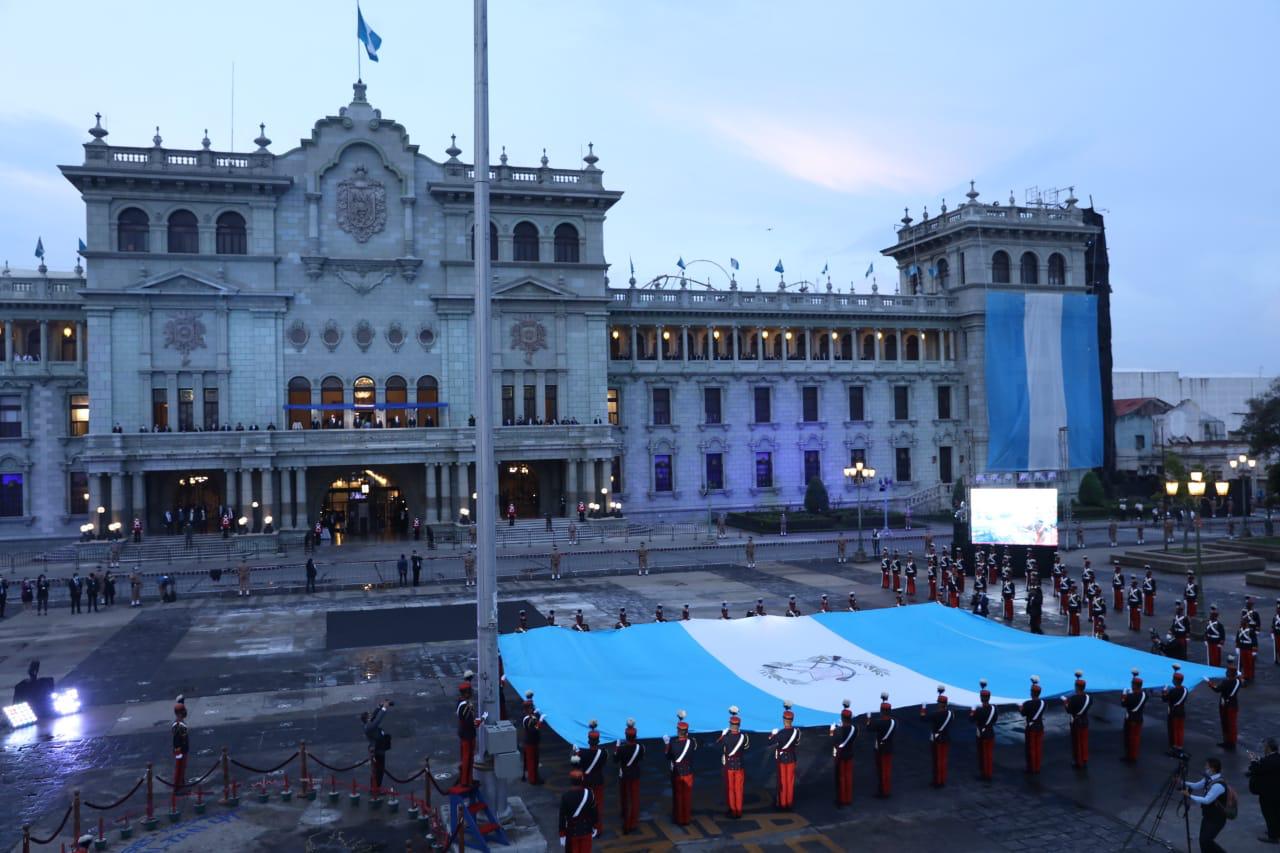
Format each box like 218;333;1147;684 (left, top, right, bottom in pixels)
50;688;81;716
2;703;37;728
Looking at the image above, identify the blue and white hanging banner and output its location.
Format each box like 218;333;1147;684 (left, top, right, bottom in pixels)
984;291;1103;471
499;605;1219;746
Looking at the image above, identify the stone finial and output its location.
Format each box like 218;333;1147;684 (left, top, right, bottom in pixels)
1009;189;1016;206
965;180;979;203
254;123;271;152
88;112;108;144
499;146;508;166
922;205;929;221
540;148;549;168
1;261;8;276
38;258;47;275
74;257;84;278
201;129;211;150
729;275;737;291
940;197;947;215
900;207;913;226
1065;186;1078;208
446;134;462;161
353;79;368;103
583;142;599;170
153;126;163;148
628;270;636;288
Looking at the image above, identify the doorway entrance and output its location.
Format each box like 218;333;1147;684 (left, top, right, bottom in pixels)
499;462;540;518
321;468;405;539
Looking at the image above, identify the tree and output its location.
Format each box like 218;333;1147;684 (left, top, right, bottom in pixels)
804;477;830;514
1241;379;1280;457
952;477;966;509
1078;470;1105;507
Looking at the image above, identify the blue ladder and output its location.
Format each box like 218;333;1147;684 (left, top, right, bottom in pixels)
447;786;510;851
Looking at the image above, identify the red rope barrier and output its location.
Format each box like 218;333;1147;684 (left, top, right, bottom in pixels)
309;754;370;773
228;752;298;775
27;806;72;845
83;776;145;811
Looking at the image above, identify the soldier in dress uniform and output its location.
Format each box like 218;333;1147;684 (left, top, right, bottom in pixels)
558;758;598;852
654;604;667;623
891;556;902;593
836;532;847;564
681;603;691;621
744;536;756;569
515;609;530;633
1169;604;1190;660
720;601;731;620
613;718;644;834
1063;670;1092;770
1183;572;1199;617
955;557;967;594
132;516;143;543
546;609;557;627
927;561;939;602
819;594;831;613
172;695;190;794
574;721;607;835
1272;598;1280;665
1204;605;1225;666
1027;582;1044;634
1066;581;1082;636
1236;617;1259;683
1021;676;1047;774
769;702;801;810
1120;668;1147;763
1001;572;1016;622
867;693;896;798
1057;572;1071;616
1244;596;1263;633
755;598;766;616
572;609;590;632
412;516;421;540
880;558;891;590
1162;664;1188;751
456;678;482;787
1089;593;1107;635
1213;656;1241;750
1127;577;1143;631
847;591;860;612
463;550;477;587
922;685;952;787
663;711;697;825
905;558;918;597
971;680;998;782
1112;564;1126;612
969;585;989;616
1142;568;1157;617
636;542;649;576
1050;561;1064;608
830;699;857;807
947;573;961;609
550;545;562;581
718;706;750;818
614;608;631;629
785;595;801;617
521;691;545;784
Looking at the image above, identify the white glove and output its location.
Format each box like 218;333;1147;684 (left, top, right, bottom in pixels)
828;724;836;734
615;740;621;747
720;728;728;737
572;746;580;755
770;728;778;736
591;829;598;838
559;838;566;848
662;735;670;745
480;711;489;721
541;714;548;724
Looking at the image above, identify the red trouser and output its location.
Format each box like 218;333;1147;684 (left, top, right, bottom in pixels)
1068;613;1080;636
1220;704;1238;747
948;590;959;608
881;572;890;589
619;777;639;832
875;752;892;797
565;836;592;853
1207;642;1221;667
834;758;854;805
1144;593;1154;617
1123;720;1141;761
1070;722;1089;767
1059;593;1068;614
724;767;744;817
1004;599;1014;621
977;738;994;780
1114;589;1124;611
173;755;188;796
906;577;916;596
671;773;693;825
1025;729;1043;773
523;743;540;784
931;741;948;786
1186;599;1197;617
1274;634;1279;663
459;738;475;787
989;566;998;585
775;762;795;810
590;784;603;833
1241;649;1256;681
892;572;901;591
1167;716;1184;750
957;574;965;593
928;579;937;601
1129;606;1141;631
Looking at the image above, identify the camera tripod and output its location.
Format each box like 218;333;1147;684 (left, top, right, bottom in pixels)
1121;756;1193;852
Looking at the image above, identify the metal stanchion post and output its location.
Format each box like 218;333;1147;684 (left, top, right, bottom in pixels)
143;764;157;830
72;790;80;844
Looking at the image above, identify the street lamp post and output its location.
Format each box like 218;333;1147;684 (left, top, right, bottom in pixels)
1229;454;1257;537
842;462;876;561
1165;473;1207;574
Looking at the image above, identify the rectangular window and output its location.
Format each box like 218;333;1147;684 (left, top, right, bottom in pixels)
652;387;671;425
703;387;722;425
544;384;558;422
753;387;771;423
607;388;619;425
848;385;865;421
203;388;219;430
0;394;21;438
803;450;821;484
653;454;673;492
0;473;22;517
705;452;724;491
936;385;952;420
755;452;774;488
523;384;536;422
802;386;819;422
610;456;623;493
939;446;953;484
178;388;195;432
502;385;515;424
69;471;89;514
850;448;867;466
152;388;168;430
1135;434;1145;450
959;251;966;285
893;385;910;421
69;393;89;437
895;447;912;483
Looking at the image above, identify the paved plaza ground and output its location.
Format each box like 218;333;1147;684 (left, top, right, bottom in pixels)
3;524;1278;851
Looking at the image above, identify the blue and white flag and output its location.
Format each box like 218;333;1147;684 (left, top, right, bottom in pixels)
357;6;382;62
821;262;828;275
984;291;1103;471
629;256;635;276
865;262;874;278
907;263;919;276
34;237;44;259
774;259;784;274
78;239;87;254
927;265;937;278
501;605;1219;746
676;256;686;270
730;258;739;271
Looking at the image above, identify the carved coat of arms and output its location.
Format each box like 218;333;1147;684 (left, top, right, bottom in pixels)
509;317;547;364
162;311;207;366
336;165;387;243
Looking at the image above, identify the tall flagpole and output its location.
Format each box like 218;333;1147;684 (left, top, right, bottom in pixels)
472;0;503;815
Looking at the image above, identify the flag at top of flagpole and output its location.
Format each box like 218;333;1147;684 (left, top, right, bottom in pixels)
865;262;874;278
730;258;739;271
676;257;686;270
774;259;784;274
34;238;44;259
78;239;87;254
357;5;382;62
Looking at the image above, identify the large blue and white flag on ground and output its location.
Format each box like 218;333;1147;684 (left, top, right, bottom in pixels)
984;291;1103;471
500;604;1218;746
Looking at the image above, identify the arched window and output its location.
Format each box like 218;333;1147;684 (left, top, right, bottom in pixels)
512;221;539;262
936;258;950;290
882;333;898;361
287;377;311;429
215;212;247;255
991;250;1010;283
860;333;876;361
353;376;376;425
117;207;150;253
553;223;579;263
1019;251;1039;285
416;375;439;427
320;376;344;428
385;375;407;427
469;222;498;261
905;334;920;361
167;210;199;254
1048;252;1066;286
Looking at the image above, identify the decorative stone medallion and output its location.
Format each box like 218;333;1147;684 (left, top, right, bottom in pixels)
509;317;547;364
335;165;387;243
417;325;436;352
321;320;343;352
386;322;406;352
162;311;207;366
286;319;309;352
353;320;375;352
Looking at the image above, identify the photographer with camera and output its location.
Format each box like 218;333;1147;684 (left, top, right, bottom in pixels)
361;699;393;796
1249;738;1280;844
1183;756;1235;853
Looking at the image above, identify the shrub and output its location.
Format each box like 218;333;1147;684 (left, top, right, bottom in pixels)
804;478;830;514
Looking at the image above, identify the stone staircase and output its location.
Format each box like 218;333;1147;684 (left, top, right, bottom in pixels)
58;533;281;567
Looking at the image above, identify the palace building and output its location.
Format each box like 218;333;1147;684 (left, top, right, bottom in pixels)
0;84;1110;540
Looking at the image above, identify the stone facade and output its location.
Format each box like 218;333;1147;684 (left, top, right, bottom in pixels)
0;86;1107;539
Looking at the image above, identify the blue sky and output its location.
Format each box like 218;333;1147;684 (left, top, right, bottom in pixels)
1;0;1276;374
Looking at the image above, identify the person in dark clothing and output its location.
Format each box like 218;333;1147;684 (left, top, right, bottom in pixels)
0;577;7;618
362;701;392;795
425;525;435;550
85;572;101;612
103;571;116;606
1027;584;1044;634
305;558;317;593
1184;756;1229;853
68;574;83;614
36;575;49;615
396;554;408;587
1250;737;1280;844
410;551;423;586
